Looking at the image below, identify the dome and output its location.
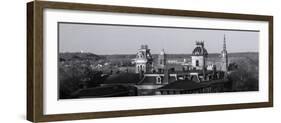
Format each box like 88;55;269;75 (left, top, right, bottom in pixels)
192;47;208;56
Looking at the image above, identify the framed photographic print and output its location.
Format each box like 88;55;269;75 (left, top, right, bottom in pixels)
27;0;273;122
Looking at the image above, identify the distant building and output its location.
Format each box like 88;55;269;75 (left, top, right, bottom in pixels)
167;60;183;64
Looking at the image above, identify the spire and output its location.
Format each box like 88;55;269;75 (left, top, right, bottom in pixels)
221;34;228;76
223;34;226;51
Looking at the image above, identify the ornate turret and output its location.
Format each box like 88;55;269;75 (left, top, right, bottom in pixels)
191;41;208;80
221;35;228;78
135;44;153;74
191;41;208;70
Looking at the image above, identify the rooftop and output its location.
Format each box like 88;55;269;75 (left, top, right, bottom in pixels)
158;79;229;90
158;80;208;90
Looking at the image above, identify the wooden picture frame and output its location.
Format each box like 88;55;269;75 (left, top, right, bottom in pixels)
27;1;273;122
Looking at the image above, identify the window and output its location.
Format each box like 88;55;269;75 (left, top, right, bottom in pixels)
196;60;199;66
142;65;145;70
140;65;143;71
156;76;162;84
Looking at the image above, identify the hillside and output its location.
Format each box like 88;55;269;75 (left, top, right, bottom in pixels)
59;52;105;62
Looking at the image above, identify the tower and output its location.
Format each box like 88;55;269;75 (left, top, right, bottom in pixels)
191;41;208;70
221;35;228;77
135;44;153;74
158;49;167;71
157;49;169;83
191;41;208;80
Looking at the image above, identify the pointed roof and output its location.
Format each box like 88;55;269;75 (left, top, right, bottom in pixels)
223;34;227;51
221;35;228;54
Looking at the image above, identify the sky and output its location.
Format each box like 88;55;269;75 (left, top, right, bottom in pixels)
59;22;259;55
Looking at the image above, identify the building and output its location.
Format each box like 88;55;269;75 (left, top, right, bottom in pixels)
191;41;208;70
135;49;172;95
74;36;232;98
156;79;230;95
190;41;208;80
157;49;167;72
135;45;153;74
132;40;230;95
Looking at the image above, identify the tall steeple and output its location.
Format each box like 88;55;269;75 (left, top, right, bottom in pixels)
223;34;226;51
221;35;228;78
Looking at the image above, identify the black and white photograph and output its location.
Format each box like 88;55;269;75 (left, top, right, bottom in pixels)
58;22;259;99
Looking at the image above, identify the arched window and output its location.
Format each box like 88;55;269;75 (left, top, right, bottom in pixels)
196;60;199;67
156;76;162;84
